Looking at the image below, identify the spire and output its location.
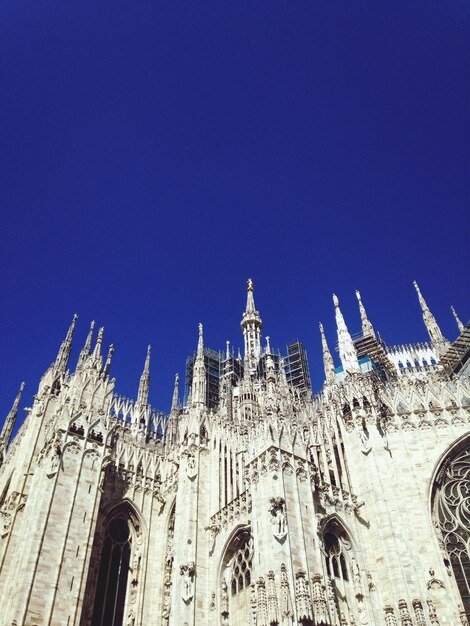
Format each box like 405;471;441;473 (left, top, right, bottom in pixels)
191;323;207;407
88;326;104;370
102;344;114;378
333;294;361;374
78;320;95;367
55;314;78;372
241;278;262;373
136;345;151;408
171;373;179;412
319;323;336;385
413;281;449;356
226;340;231;360
451;306;464;333
355;290;376;339
0;382;25;459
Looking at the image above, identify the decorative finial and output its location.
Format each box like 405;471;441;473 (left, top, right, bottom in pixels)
333;293;339;307
247;278;253;291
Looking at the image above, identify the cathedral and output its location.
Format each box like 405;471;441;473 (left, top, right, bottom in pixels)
1;280;470;626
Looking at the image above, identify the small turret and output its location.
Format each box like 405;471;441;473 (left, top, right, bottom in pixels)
136;345;151;408
451;306;464;333
191;323;207;407
319;323;336;385
55;314;78;372
413;281;449;357
355;290;376;339
0;382;25;464
333;294;361;374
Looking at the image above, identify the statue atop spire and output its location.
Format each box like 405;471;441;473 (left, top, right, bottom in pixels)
333;294;361;374
191;323;207;407
0;382;25;465
355;290;376;339
55;314;78;372
319;323;336;385
136;345;151;408
241;279;262;373
451;306;464;333
413;281;449;356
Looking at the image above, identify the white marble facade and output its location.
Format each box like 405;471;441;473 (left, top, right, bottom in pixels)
0;282;469;626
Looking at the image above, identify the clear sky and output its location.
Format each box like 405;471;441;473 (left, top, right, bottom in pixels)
1;1;469;426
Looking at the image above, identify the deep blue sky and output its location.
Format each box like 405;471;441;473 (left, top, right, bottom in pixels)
1;1;469;426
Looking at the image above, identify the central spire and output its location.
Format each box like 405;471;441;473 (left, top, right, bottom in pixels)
241;278;262;373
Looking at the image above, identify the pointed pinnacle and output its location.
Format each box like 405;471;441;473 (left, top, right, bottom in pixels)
451;306;464;333
144;344;152;373
171;373;179;412
356;290;376;338
84;321;95;352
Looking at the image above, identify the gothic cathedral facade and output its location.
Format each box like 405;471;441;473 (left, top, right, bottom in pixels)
0;281;469;626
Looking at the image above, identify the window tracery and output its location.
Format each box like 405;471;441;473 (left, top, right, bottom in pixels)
323;521;360;625
220;528;253;625
434;445;470;619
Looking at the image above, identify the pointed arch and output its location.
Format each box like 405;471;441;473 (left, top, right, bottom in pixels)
218;524;253;625
81;499;145;626
321;516;362;625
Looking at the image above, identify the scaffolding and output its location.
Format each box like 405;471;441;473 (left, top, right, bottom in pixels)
440;324;470;375
284;340;312;391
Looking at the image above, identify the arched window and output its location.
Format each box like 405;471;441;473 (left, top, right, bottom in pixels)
323;520;358;625
90;511;136;626
433;445;470;619
220;529;253;624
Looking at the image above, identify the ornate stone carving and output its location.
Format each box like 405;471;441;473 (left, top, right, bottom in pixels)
411;599;426;626
269;497;287;541
180;562;195;603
